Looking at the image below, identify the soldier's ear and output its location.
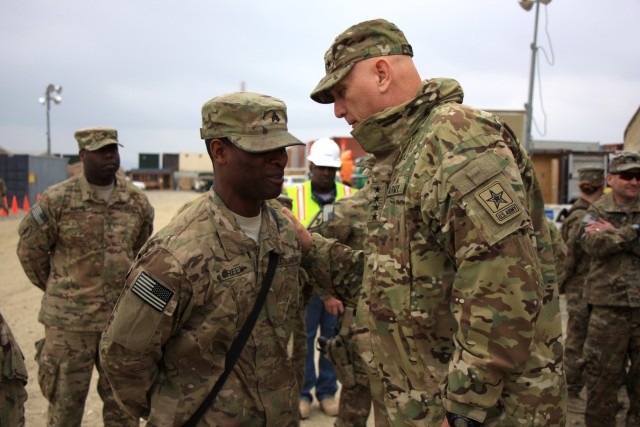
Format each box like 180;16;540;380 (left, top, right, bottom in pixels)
210;139;230;164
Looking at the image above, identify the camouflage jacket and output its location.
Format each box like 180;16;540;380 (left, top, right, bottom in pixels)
0;177;6;198
582;192;640;306
0;312;28;385
16;174;154;331
100;190;305;427
308;188;369;306
560;198;592;294
547;219;568;288
307;78;566;425
308;188;369;251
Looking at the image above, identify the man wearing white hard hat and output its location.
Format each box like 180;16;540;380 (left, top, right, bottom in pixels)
285;138;357;419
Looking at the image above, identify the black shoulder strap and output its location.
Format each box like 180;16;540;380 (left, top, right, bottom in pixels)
184;206;280;426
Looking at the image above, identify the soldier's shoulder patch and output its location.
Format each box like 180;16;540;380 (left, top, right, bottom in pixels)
474;180;521;224
131;271;174;312
31;205;49;226
308;205;334;230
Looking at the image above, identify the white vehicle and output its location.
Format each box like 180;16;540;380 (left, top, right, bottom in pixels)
132;180;146;190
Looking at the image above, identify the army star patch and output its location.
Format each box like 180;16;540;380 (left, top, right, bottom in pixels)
131;271;174;312
475;181;520;224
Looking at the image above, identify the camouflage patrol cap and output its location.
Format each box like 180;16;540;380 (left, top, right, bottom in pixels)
200;92;304;153
310;19;413;104
608;152;640;174
74;127;122;151
577;167;604;182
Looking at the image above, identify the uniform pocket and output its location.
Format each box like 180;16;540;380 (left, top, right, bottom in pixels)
36;339;60;402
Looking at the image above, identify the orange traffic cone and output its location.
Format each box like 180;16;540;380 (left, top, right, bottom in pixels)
22;195;30;211
0;196;7;216
37;194;41;200
11;195;19;214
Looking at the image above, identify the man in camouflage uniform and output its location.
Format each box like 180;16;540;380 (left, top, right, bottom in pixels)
308;156;373;427
0;177;9;215
547;218;568;294
0;311;28;427
559;167;604;411
297;18;567;426
17;126;154;427
580;152;640;427
100;92;319;426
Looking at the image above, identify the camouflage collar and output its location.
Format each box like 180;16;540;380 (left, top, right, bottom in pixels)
352;78;464;155
208;191;285;259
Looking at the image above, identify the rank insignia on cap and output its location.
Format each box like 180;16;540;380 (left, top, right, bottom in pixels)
131;271;174;312
271;112;280;123
475;181;521;224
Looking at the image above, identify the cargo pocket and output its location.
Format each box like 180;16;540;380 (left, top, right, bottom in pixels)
35;339;60;402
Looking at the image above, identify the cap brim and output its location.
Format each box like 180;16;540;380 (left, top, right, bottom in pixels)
612;165;640;173
84;140;123;151
229;131;305;153
310;63;355;104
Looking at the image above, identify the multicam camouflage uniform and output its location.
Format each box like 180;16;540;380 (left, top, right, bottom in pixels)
101;192;305;426
306;77;567;426
0;177;9;214
560;197;595;395
17;172;154;427
581;186;640;426
0;312;28;427
101;91;310;427
308;187;372;427
547;218;568;287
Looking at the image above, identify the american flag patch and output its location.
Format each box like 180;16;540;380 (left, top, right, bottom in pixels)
32;205;49;226
131;271;174;312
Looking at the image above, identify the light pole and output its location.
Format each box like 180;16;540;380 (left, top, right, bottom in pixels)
39;84;63;156
519;0;550;153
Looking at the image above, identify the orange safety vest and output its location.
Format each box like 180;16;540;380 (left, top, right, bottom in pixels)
285;181;356;227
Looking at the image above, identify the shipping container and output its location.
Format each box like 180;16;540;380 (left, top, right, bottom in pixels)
0;154;68;208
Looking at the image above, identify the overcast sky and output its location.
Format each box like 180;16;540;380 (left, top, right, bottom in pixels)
1;0;638;169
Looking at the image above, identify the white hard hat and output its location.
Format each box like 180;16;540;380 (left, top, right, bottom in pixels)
307;138;342;168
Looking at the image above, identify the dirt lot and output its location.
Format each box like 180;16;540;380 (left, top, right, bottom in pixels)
0;190;624;426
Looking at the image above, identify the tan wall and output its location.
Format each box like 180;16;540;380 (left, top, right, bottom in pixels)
179;152;211;172
486;110;526;143
624;107;640;152
532;154;561;204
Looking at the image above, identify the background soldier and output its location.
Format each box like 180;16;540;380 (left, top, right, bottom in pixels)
286;138;357;419
17;127;154;427
0;177;9;215
560;167;604;412
308;155;373;427
0;311;28;427
299;18;566;426
100;92;317;426
581;152;640;427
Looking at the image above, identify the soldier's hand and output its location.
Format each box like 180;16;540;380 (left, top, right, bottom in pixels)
323;297;344;316
585;218;615;234
281;207;313;256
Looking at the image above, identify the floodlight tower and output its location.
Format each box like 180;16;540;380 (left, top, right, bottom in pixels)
39;84;63;156
519;0;551;153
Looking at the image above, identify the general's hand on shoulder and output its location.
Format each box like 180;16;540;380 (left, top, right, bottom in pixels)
282;207;313;256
